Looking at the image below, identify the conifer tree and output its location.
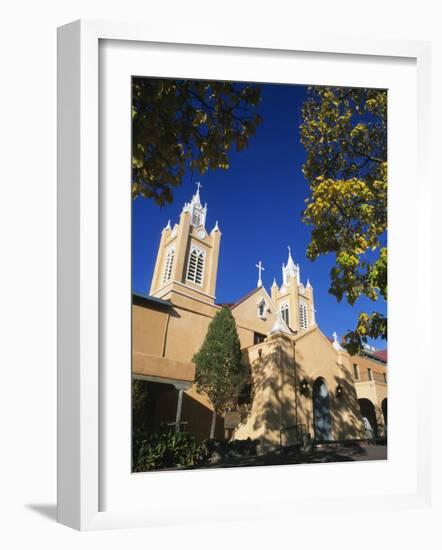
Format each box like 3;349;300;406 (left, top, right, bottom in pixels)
193;307;245;439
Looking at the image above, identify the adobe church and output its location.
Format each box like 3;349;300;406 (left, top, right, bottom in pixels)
132;185;387;450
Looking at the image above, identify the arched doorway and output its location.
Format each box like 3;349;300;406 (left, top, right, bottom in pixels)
381;398;387;431
313;378;332;441
358;398;378;438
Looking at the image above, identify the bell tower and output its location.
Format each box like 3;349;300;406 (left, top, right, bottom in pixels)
270;247;316;333
149;183;221;305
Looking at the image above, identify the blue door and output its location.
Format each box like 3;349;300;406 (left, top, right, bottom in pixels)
313;378;332;441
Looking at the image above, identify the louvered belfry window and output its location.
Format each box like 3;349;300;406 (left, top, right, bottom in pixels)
162;247;175;284
299;301;308;330
186;247;205;285
192;210;201;227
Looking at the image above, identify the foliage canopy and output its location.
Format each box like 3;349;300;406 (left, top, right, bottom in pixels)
132;78;262;205
300;86;387;353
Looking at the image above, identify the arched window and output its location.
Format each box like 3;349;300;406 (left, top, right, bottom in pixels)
162;247;175;284
257;299;266;319
280;302;289;325
299;301;308;330
186;247;205;285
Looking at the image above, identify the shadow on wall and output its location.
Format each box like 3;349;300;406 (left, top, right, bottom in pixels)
241;338;365;449
331;367;365;441
246;338;300;450
133;380;224;444
181;392;224;443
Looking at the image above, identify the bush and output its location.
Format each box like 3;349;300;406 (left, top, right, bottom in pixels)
133;429;260;471
199;437;260;462
133;429;204;472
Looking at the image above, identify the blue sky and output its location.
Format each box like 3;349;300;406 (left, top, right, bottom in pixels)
132;82;387;348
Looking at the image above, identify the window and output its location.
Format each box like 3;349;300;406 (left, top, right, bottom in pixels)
280;302;289;325
253;332;266;345
186;247;205;285
353;363;359;380
192;210;201;226
257;299;266;319
162;247;175;284
368;368;373;381
299;301;308;330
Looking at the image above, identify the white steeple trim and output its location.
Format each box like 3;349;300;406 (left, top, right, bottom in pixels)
211;220;220;233
271;277;278;288
286;245;296;269
269;312;291;336
332;331;343;351
256;260;265;288
195;181;202;201
182;182;207;228
282;245;300;285
306;278;312;288
165;219;171;230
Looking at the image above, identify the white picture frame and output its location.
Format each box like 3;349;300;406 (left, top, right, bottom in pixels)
57;19;432;531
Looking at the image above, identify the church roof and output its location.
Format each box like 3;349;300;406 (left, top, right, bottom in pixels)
369;349;388;363
216;286;269;310
133;292;171;309
326;333;388;364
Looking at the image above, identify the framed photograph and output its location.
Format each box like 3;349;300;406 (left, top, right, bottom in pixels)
57;19;432;530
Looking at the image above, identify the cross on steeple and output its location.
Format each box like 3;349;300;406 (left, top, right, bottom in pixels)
256;260;265;287
195;181;203;193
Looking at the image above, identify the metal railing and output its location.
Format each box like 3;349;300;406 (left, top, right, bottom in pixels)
280;424;307;448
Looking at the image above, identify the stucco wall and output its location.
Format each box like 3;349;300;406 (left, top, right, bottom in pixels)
353;354;388;436
234;327;364;449
294;329;363;441
234;333;297;449
133;296;372;447
230;287;276;336
133;303;169;357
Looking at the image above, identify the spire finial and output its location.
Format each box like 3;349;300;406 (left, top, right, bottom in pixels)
256;260;265;288
332;331;343;351
165;219;171;230
285;245;297;273
195;181;202;196
192;181;203;206
272;277;277;288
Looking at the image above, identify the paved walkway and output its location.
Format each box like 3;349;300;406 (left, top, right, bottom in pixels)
193;442;387;469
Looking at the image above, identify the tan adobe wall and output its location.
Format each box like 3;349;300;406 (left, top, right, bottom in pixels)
352;354;388;437
230;287;277;337
234;333;297;450
234;328;364;450
133;303;169;357
294;329;363;441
